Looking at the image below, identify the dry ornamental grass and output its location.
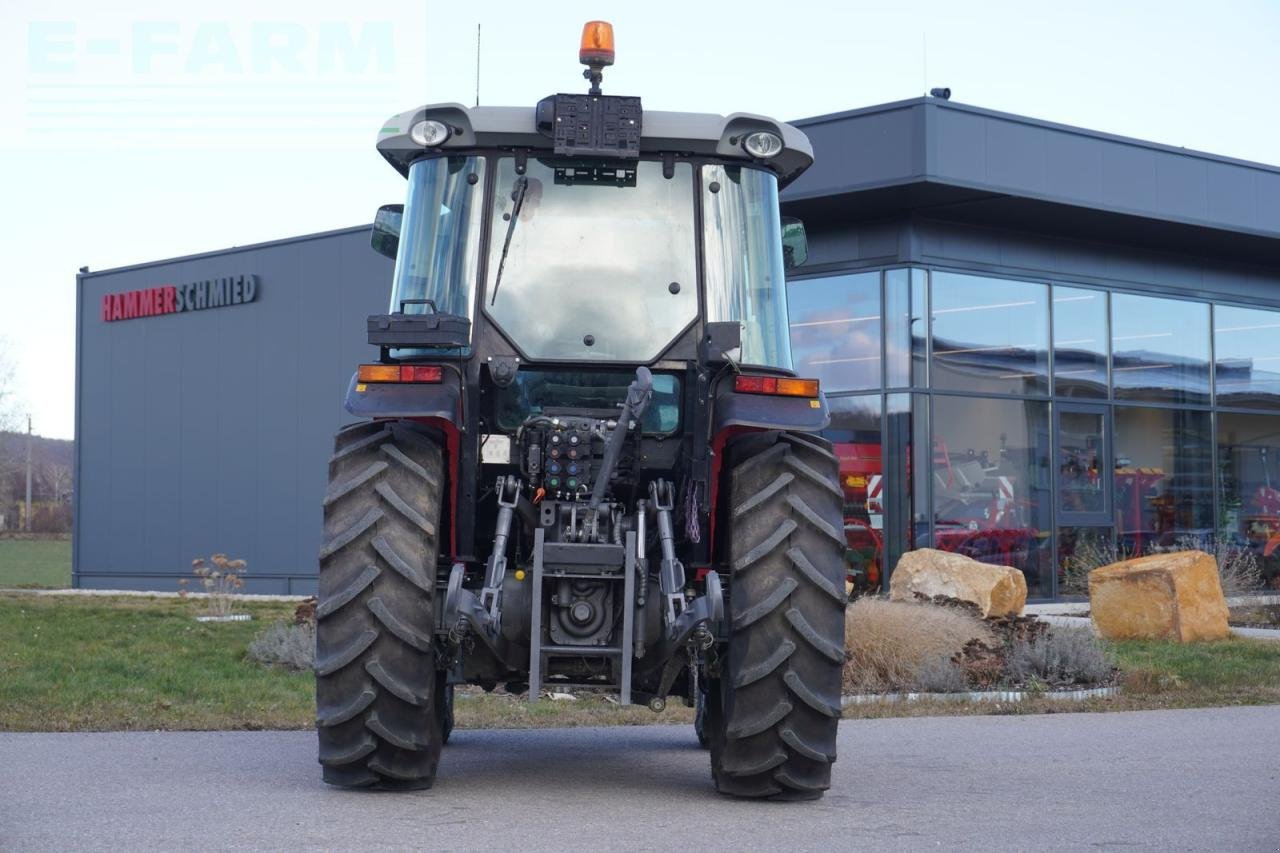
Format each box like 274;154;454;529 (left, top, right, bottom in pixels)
842;597;994;693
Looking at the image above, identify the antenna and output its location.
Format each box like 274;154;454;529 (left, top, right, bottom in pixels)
475;24;481;107
922;32;928;96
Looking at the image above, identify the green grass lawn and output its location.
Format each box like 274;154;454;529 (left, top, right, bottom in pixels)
1;592;1276;732
1108;636;1280;706
0;593;692;732
0;594;312;731
0;539;71;588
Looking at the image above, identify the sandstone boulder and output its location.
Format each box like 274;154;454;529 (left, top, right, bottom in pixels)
889;549;1027;618
1088;550;1230;642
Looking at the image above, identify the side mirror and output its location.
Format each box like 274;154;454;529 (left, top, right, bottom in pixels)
371;204;403;259
781;216;808;270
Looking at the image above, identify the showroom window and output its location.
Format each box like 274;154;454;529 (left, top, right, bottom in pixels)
1214;304;1280;411
1113;407;1213;552
930;272;1049;396
1217;411;1280;587
1111;294;1210;406
789;272;881;392
1053;286;1109;398
928;395;1053;597
785;263;1279;598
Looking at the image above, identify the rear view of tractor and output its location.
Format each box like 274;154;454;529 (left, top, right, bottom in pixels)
315;22;847;799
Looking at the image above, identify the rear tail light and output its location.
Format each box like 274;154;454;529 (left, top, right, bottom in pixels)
734;375;819;397
357;364;443;383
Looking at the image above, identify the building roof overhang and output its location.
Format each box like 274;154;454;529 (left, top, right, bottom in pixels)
780;98;1280;266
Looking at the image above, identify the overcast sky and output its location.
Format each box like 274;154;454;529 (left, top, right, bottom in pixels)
1;0;1277;439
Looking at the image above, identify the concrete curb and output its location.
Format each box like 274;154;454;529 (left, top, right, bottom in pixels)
1042;612;1280;642
1228;593;1280;607
0;588;310;602
1230;626;1280;641
842;685;1120;707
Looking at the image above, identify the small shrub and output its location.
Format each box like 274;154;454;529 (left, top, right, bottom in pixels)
843;597;993;693
912;658;969;693
178;553;248;617
247;620;315;671
1066;533;1264;598
1060;538;1136;597
294;597;317;626
953;638;1007;688
1170;535;1263;597
1007;625;1113;687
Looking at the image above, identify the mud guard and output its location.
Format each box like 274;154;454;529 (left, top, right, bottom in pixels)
343;372;461;422
711;381;830;434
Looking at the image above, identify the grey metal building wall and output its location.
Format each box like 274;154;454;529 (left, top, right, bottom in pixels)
74;226;392;594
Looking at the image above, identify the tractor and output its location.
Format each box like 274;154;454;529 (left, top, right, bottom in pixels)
316;22;847;800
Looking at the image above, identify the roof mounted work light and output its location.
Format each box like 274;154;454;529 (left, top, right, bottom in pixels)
742;130;784;159
409;119;450;147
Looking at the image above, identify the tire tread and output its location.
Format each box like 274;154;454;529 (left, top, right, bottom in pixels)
316;419;446;790
710;430;847;801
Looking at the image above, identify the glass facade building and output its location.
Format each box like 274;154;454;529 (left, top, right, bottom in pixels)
789;267;1280;598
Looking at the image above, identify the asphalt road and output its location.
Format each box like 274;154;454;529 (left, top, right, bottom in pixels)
2;706;1277;851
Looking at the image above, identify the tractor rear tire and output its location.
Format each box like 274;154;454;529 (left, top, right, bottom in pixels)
316;420;446;790
710;431;847;800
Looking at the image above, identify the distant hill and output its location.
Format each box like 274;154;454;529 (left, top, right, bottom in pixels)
0;432;73;470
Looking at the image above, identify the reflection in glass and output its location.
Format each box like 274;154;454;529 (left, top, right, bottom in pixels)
1057;526;1115;597
911;269;928;388
486;158;696;361
703;164;792;368
1113;407;1212;552
1052;287;1108;398
1058;409;1106;515
1215;305;1280;410
822;396;884;594
1110;294;1209;406
1217;412;1280;588
928;395;1052;596
884;268;925;389
885;393;915;584
391;156;486;327
911;393;931;564
930;273;1049;395
789;273;881;392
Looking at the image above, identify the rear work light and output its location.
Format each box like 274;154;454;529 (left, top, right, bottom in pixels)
357;364;443;383
734;375;820;397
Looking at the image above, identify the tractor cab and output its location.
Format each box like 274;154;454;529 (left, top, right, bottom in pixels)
366;22;812;372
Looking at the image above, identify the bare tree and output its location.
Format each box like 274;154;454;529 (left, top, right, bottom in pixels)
0;336;16;434
39;461;73;504
0;340;20;517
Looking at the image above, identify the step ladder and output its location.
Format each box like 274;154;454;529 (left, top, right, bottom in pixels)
528;527;636;705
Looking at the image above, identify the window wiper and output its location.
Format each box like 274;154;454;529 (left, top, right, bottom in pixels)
490;175;529;306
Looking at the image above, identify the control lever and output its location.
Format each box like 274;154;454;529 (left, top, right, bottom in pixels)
588;365;653;512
